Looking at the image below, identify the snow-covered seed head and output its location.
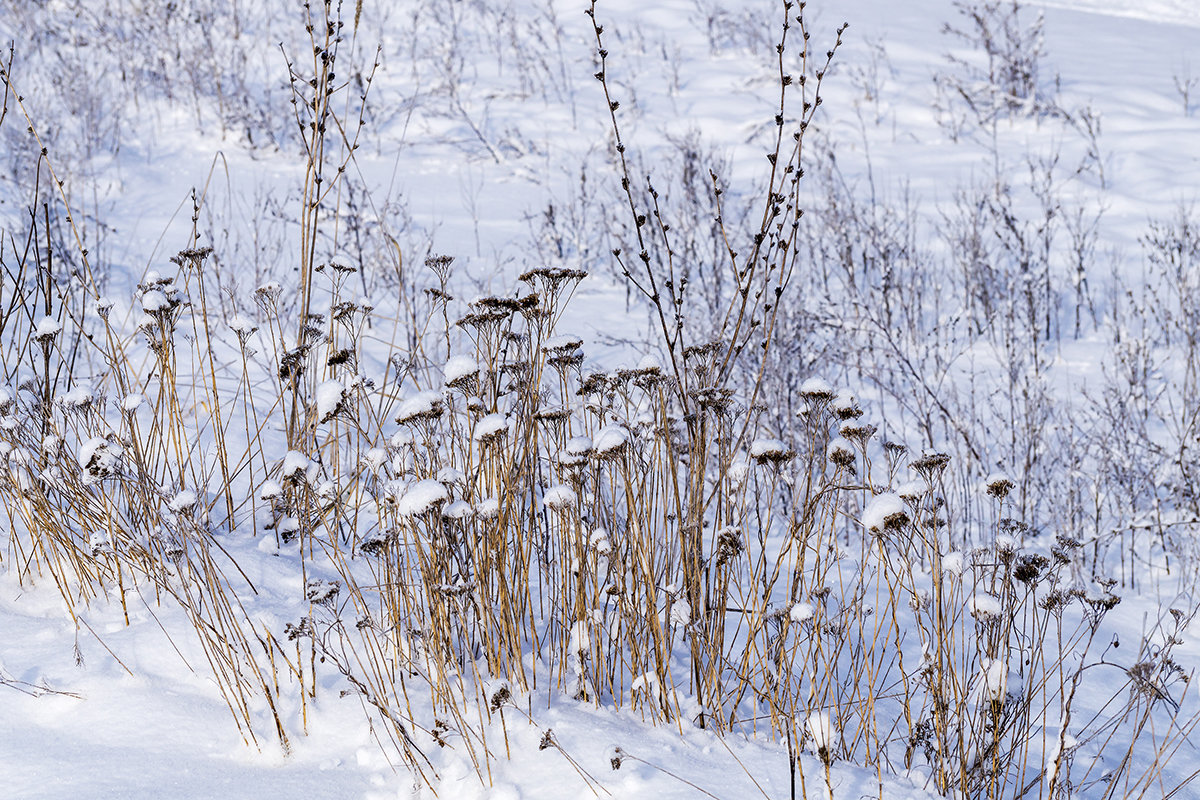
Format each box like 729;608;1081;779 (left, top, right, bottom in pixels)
475;497;500;520
832;390;863;420
862;492;909;534
474;413;509;445
442;499;474;522
969;593;1003;622
435;466;467;489
58;385;94;414
397;479;450;517
985;472;1015;500
362;447;388;472
838;421;876;446
805;711;836;765
281;451;313;486
789;602;815;624
799;377;835;404
168;489;198;515
827;437;856;470
121;393;146;415
534;405;570;425
443;355;480;393
895;480;924;503
911;450;951;481
79;437;121;483
589;527;611;556
715;526;743;566
32;316;62;345
395;391;445;425
305;578;340;606
316;379;348;424
557;435;593;467
544;333;583;357
591;425;629;461
542;483;577;512
749;438;794;466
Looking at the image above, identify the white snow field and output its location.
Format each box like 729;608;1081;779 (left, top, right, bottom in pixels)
2;0;1200;798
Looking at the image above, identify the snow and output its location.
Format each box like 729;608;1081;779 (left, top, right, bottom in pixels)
725;459;750;487
669;598;692;628
978;658;1009;702
568;620;591;655
635;354;662;372
630;672;663;704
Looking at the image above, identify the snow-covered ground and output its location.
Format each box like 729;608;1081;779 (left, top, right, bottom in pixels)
2;0;1200;797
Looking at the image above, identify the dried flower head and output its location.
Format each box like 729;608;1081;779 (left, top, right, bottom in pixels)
911;450;951;481
750;438;795;466
827;437;856;470
1013;553;1048;584
985;472;1015;500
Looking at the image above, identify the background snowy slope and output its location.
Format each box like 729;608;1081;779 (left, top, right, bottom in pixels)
2;0;1199;797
